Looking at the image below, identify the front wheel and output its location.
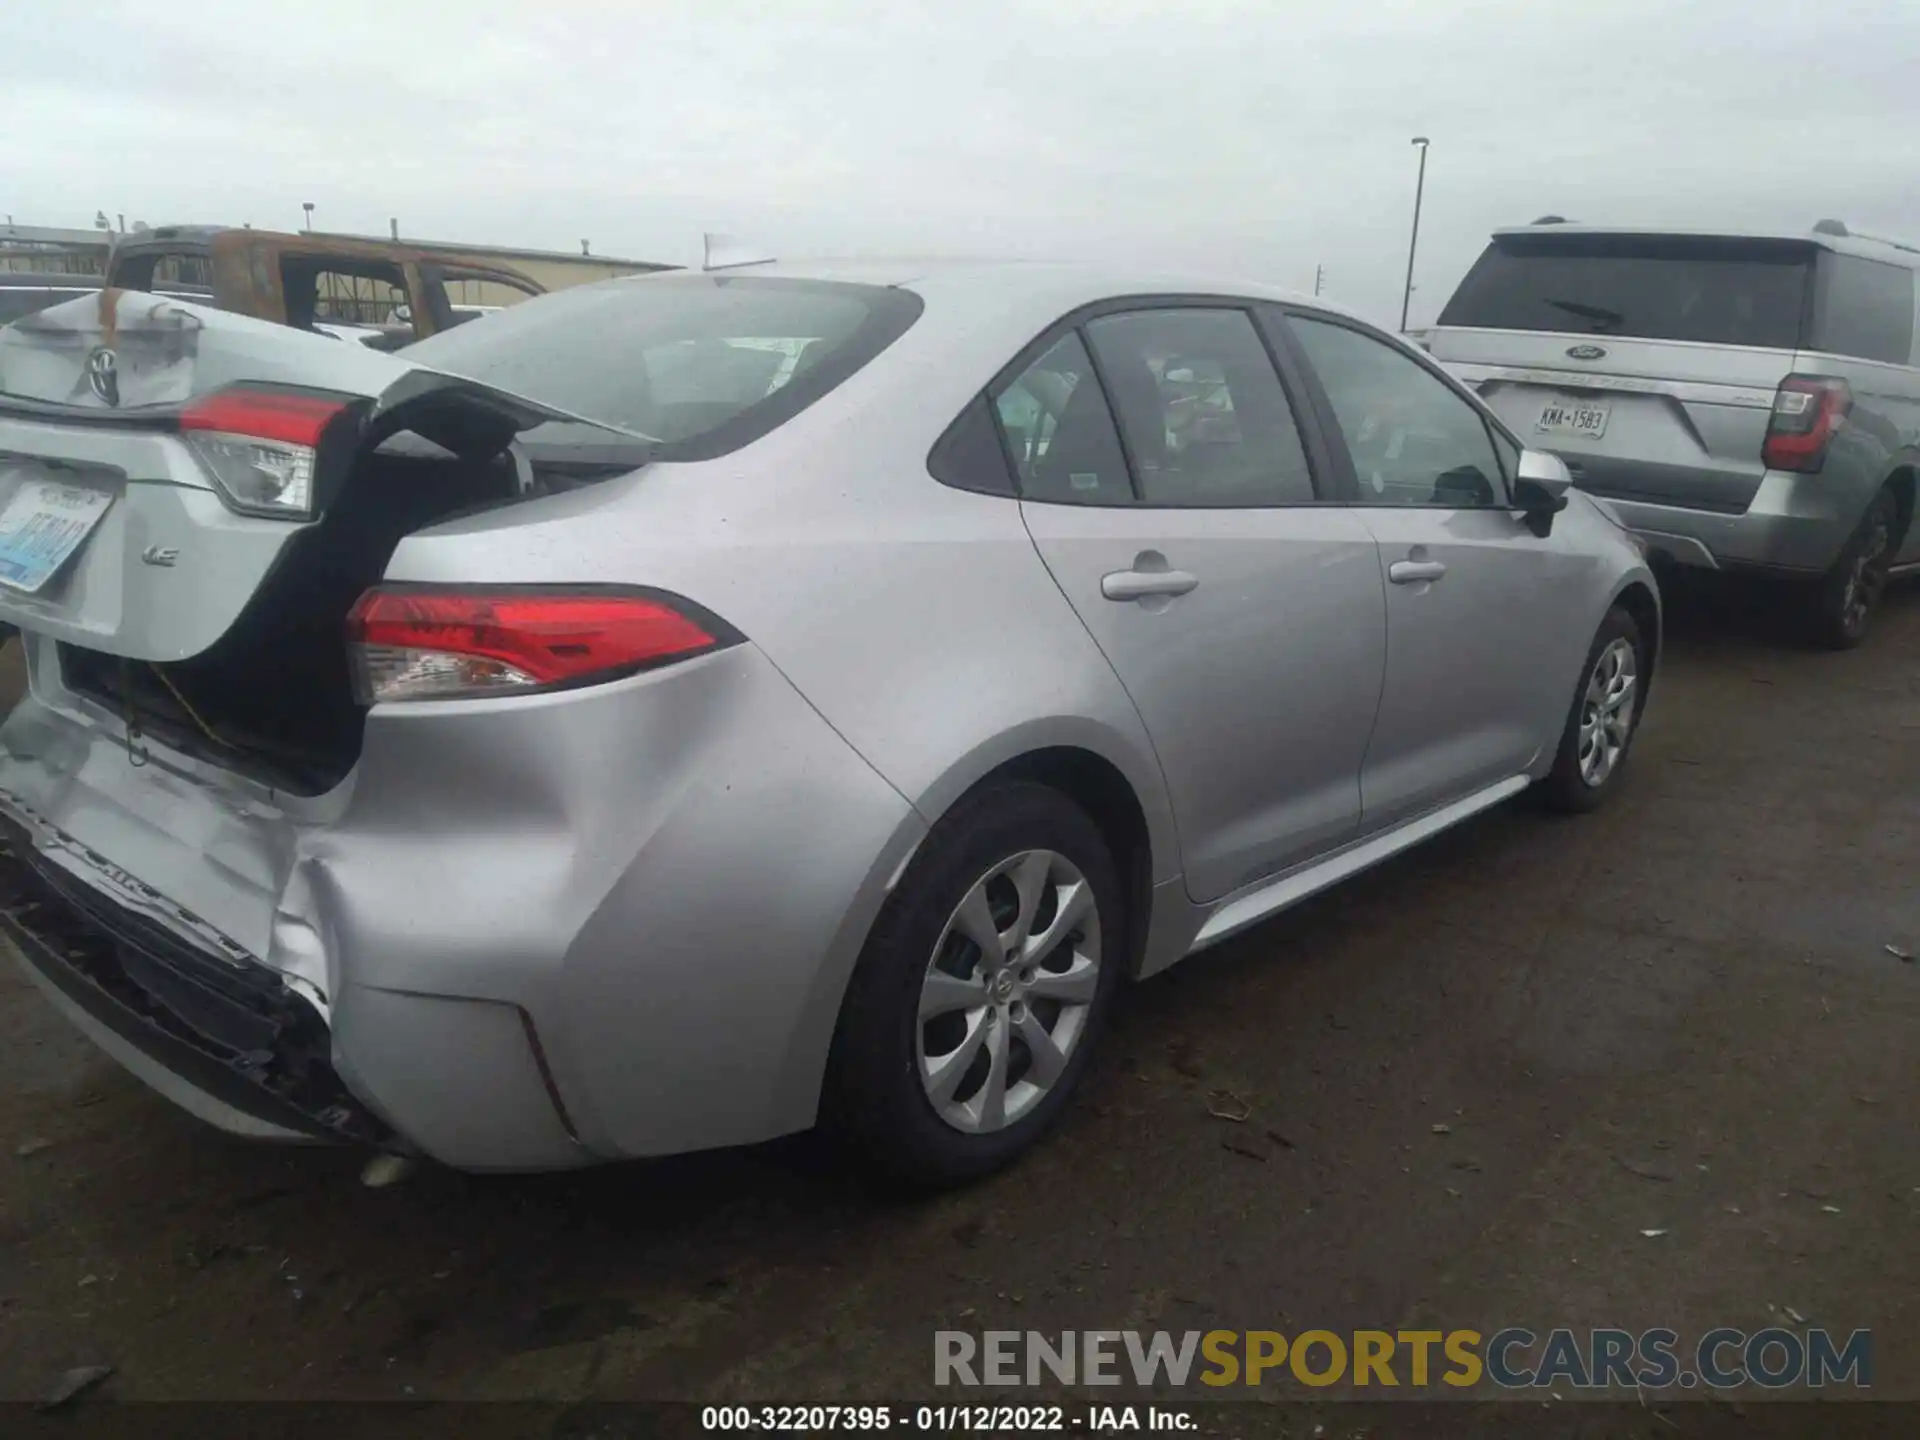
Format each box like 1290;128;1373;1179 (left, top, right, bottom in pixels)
1539;605;1647;814
822;782;1124;1192
1811;487;1899;650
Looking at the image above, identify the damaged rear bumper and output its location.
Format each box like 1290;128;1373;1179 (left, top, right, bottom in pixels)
0;637;925;1171
0;812;391;1148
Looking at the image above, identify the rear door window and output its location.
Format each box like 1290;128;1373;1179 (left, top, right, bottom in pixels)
1438;235;1815;350
282;259;410;329
992;331;1133;505
1082;308;1318;505
1811;253;1916;364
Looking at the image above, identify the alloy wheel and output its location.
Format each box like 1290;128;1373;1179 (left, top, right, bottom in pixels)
1840;513;1893;639
1577;637;1639;788
917;849;1101;1134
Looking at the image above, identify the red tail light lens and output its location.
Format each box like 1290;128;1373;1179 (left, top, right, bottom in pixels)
179;386;355;518
180;389;347;447
1762;375;1851;473
346;587;737;704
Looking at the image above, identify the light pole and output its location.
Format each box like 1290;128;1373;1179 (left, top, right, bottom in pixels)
1399;137;1430;333
302;201;315;233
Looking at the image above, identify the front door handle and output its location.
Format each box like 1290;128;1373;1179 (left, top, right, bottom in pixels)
1388;559;1448;585
1101;568;1200;601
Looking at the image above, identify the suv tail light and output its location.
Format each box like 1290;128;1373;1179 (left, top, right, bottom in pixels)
180;386;358;518
346;587;740;704
1762;375;1851;473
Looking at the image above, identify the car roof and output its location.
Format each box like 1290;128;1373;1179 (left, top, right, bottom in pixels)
1491;223;1819;243
111;225;226;246
1487;223;1920;266
623;257;1370;325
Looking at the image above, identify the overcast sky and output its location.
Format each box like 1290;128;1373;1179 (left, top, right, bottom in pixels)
7;0;1920;326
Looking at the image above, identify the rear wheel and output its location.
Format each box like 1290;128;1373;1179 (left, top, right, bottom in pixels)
823;782;1123;1192
1539;606;1647;814
1812;487;1898;650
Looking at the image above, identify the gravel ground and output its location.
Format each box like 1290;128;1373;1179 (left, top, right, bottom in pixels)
1;578;1915;1431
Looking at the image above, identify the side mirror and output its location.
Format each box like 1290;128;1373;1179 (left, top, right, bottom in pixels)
1512;448;1572;537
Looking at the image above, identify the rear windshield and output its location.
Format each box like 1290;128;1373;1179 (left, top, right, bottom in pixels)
403;274;923;459
1437;234;1815;350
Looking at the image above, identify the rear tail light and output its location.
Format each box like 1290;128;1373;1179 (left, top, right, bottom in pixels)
1761;375;1851;473
179;386;357;518
345;587;739;704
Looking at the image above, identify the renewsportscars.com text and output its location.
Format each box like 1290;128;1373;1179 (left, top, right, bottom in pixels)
934;1327;1872;1391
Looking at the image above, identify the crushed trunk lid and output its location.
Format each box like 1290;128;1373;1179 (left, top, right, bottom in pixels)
0;289;636;662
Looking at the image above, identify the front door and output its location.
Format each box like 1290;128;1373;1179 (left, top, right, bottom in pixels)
1281;311;1588;832
1000;305;1387;903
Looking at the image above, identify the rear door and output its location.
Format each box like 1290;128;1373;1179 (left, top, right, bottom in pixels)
1007;302;1387;903
1278;309;1589;831
1430;232;1814;513
281;256;414;333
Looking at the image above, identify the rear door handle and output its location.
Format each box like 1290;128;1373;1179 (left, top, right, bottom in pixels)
1388;559;1448;584
1101;569;1200;601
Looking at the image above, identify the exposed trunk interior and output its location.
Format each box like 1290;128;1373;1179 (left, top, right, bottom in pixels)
56;432;605;797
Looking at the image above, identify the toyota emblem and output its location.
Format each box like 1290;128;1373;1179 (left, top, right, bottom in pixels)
86;346;120;406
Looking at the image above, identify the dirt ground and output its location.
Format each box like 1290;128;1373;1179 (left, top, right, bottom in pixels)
0;578;1915;1427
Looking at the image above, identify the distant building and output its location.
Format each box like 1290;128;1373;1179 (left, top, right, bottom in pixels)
3;219;669;297
0;222;113;276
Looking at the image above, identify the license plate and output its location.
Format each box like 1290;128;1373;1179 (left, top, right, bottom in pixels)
0;478;114;594
1534;396;1611;440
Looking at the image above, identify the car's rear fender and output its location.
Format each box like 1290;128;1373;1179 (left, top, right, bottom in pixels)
0;621;927;1165
308;640;926;1163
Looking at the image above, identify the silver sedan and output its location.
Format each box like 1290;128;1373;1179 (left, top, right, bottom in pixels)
0;262;1658;1189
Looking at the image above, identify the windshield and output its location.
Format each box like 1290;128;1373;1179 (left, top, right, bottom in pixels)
403;273;923;459
1438;234;1815;349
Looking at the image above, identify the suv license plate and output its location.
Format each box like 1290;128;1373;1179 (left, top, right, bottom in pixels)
1535;396;1611;440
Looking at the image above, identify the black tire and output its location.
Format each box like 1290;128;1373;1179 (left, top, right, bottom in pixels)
1539;605;1648;814
822;781;1125;1193
1811;487;1899;650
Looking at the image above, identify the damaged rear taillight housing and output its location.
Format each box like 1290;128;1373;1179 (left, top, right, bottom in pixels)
346;586;741;704
179;386;360;519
